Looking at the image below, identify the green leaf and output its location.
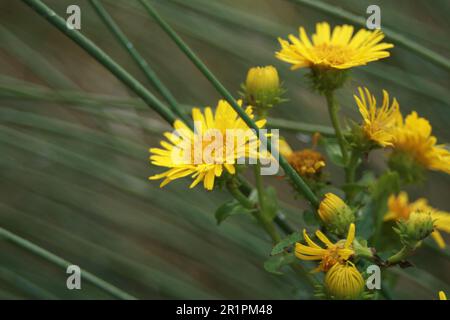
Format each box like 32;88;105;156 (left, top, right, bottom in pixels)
271;232;301;255
214;200;251;225
263;253;296;275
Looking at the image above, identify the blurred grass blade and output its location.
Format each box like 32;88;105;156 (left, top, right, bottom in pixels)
21;0;177;124
89;0;191;125
0;226;137;300
268;117;335;136
0;23;75;89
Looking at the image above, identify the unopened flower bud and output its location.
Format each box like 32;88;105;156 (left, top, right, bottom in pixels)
318;193;355;235
394;210;434;247
324;263;365;300
246;66;279;93
242;66;285;116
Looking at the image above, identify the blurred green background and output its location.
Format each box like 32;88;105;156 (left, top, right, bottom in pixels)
0;0;449;299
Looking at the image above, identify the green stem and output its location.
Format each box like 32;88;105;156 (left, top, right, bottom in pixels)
88;0;191;125
226;180;315;287
253;163;267;210
386;246;413;266
324;90;348;165
353;238;374;261
238;175;297;235
226;179;254;210
226;178;280;244
345;150;360;201
139;0;319;209
345;150;359;184
0;226;136;300
253;163;281;243
21;0;177;125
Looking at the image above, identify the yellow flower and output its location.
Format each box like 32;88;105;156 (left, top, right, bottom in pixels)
354;87;401;147
385;192;450;248
149;100;266;190
279;140;325;177
246;66;280;93
275;22;393;70
439;291;447;300
324;262;365;300
295;223;356;272
318;193;355;235
390;111;450;175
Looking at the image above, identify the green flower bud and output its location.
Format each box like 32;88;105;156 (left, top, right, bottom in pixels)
394;210;435;247
318;193;355;236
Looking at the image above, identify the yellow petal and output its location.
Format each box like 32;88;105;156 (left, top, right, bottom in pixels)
345;223;356;248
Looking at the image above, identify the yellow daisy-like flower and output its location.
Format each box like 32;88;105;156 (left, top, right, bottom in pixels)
149;100;266;190
324;262;365;300
439;291;447;300
385;192;450;248
276;22;393;70
295;223;356;272
279;140;325;177
391;111;450;174
354;87;401;147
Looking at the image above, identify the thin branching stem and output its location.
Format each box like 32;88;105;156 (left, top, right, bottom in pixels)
324;90;349;165
253;163;281;243
227;178;280;243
